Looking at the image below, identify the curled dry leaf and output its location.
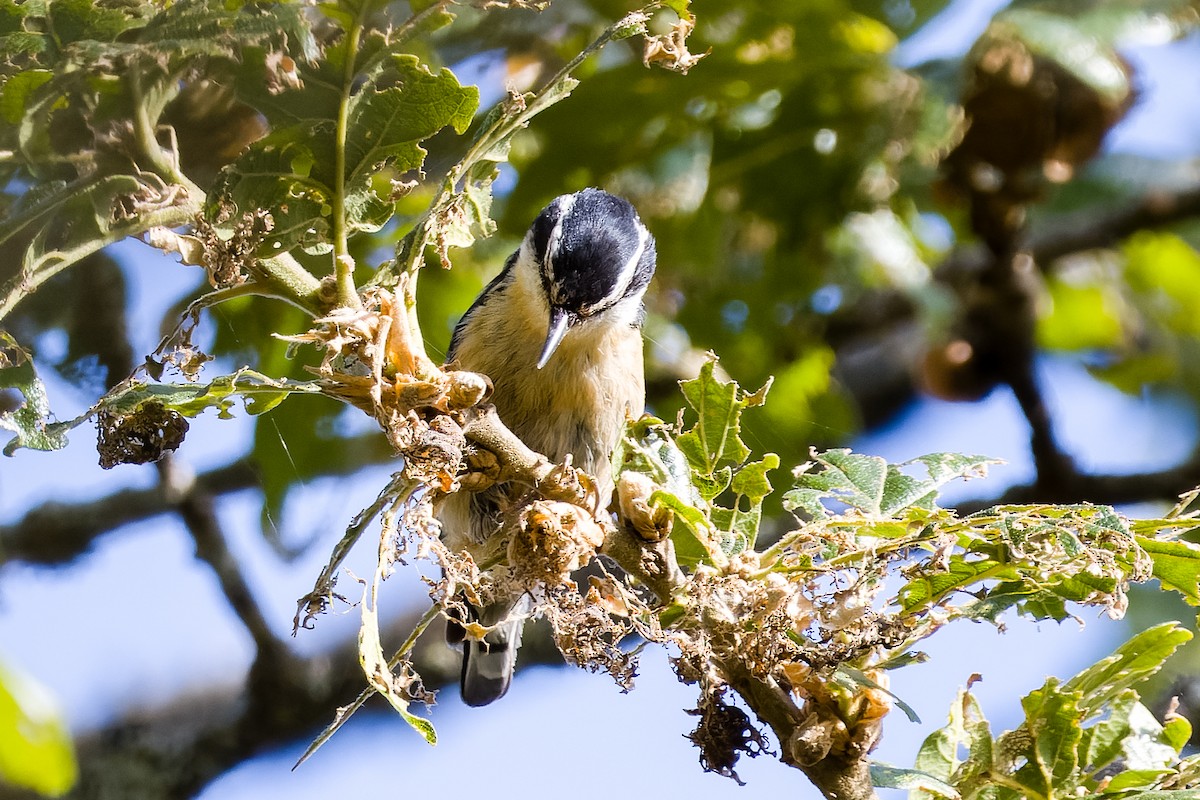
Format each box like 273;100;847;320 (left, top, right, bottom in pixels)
96;401;190;469
193;208;275;288
145;227;206;265
686;687;770;785
642;15;708;75
445;370;490;410
459;446;502;493
543;585;641;690
788;711;841;766
507;500;606;587
618;471;673;541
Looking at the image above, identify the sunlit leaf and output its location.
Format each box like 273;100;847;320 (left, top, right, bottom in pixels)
1136;536;1200;605
1012;679;1082;796
0;332;69;455
869;764;958;798
710;452;778;555
913;687;992;800
356;576;437;745
1080;690;1137;778
785;449;995;518
676;355;768;474
1064;623;1192;714
0;660;76;797
212;55;478;252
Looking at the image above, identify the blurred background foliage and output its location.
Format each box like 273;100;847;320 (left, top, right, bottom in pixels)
410;0;1200;511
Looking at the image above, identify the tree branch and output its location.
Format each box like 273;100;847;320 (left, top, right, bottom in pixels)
0;435;392;569
955;448;1200;514
156;454;291;671
0;610;562;800
938;183;1200;280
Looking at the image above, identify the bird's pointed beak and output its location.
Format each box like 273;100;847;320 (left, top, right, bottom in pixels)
537;307;571;370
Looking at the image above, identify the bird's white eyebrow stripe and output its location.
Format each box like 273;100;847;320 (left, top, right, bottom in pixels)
611;221;649;302
543;193;577;279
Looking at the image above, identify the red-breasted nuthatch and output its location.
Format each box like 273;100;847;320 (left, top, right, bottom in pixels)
440;188;657;706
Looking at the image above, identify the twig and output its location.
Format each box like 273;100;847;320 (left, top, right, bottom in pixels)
938;183;1200;281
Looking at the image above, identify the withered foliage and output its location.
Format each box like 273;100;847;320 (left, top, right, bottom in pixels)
543;583;642;691
96;400;189;468
686;687;771;786
193;208;276;289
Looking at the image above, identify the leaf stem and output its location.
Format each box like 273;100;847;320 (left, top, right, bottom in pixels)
331;10;366;311
293;601;441;769
0;199;199;324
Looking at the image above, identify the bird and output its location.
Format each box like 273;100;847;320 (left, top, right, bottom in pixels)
438;187;657;706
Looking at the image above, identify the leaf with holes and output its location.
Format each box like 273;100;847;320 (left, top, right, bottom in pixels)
0;332;70;455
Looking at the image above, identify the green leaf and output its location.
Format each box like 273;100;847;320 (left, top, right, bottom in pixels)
1119;701;1181;772
1081;690;1136;777
0;70;52;126
1101;770;1174;792
46;0;143;46
213;55;478;252
786;449;996;519
785;449;887;518
676;355;769;474
356;577;436;745
135;0;313;60
898;555;1009;615
914;688;993;800
710;452;778;555
1064;623;1192;715
616;391;777;566
345;55;478;183
0;332;69;455
355;505;437;747
104;371;322;420
1161;715;1192;754
1136;536;1200;605
614;416;696;497
1082;793;1200;800
653;487;725;568
0;660;77;797
868;764;959;798
1012;679;1083;797
208;122;335;255
0;0;47;60
880;453;997;516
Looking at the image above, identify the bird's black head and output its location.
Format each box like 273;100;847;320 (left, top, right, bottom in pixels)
521;188;656;368
527;188;656;319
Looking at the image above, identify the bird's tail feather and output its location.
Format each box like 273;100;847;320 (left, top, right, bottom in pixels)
448;597;528;707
